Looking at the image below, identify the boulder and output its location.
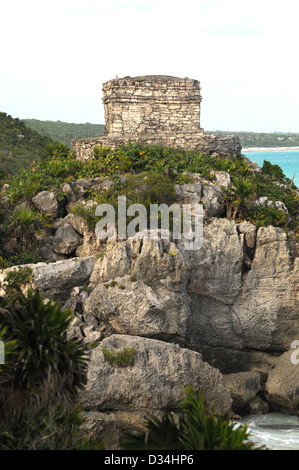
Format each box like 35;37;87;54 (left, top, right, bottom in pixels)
214;171;231;188
223;371;261;412
265;349;299;415
80;411;146;450
98;177;114;191
32;191;58;217
201;184;225;217
175;182;202;203
246;396;269;415
53;224;82;254
237;221;257;249
61;182;76;203
77;334;232;416
83;275;189;343
33;257;94;301
1;256;94;302
54;214;87;236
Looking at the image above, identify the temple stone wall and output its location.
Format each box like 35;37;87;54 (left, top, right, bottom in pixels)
72;75;242;160
103;75;202;135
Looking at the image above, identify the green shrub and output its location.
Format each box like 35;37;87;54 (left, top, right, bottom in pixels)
122;386;260;451
3;266;33;289
101;346;137;367
247;205;287;228
0;287;88;449
262;160;285;182
1;141;297;237
0;288;87;413
5;249;44;267
43;142;70;160
71;203;98;231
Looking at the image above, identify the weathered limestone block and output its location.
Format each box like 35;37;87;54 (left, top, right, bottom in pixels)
214;171;231;188
265;349;299;415
77;334;232;416
246;396;269;415
61;182;76;203
237;221;257;249
0;257;94;302
83;275;189;343
223;371;262;411
32;191;58;217
90;235;188;293
201;184;225;218
187;218;243;304
185;222;299;374
53;224;82;254
232;226;299;351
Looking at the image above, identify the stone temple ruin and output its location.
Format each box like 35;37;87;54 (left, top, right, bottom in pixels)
72;75;241;160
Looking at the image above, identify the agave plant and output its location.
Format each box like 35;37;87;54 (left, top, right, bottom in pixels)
43;142;70;160
0;287;87;418
3;206;47;251
224;177;256;220
122;386;260;451
0;287;89;449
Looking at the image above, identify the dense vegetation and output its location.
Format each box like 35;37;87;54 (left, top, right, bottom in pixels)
1;141;298;269
0;113;55;177
0;286;104;450
206;130;299;148
23;119;105;146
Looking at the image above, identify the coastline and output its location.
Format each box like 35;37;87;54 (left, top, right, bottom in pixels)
242;146;299;152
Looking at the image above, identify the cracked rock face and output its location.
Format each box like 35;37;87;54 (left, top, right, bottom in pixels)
265;349;299;416
83;275;189;343
77;334;232;417
186;223;299;374
32;191;58;217
2;215;297;420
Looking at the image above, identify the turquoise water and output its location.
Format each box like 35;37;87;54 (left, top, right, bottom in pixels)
243;150;299;187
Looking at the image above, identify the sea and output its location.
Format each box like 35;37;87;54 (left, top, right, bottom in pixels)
242;148;299;187
239;413;299;450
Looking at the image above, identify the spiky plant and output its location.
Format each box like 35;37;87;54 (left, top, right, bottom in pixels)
0;287;89;449
122;386;260;451
3;206;47;251
0;287;87;418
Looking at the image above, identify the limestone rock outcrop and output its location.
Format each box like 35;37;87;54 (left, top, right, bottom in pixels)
265;349;299;415
223;371;262;412
78;334;232;417
32;191;58;217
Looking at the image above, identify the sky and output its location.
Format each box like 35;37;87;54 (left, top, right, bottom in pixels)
1;0;299;132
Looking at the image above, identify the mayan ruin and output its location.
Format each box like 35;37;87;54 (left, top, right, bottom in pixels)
72;75;242;160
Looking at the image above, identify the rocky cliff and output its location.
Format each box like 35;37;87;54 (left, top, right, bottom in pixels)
1;166;298;446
